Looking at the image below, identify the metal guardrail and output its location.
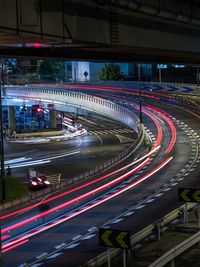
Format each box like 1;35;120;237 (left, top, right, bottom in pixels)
149;229;200;267
0;125;145;213
0;86;145;213
86;203;196;267
4;85;139;133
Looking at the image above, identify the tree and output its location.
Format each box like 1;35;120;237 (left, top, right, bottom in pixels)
37;60;65;82
98;63;125;81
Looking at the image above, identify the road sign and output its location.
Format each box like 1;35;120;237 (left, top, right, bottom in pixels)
99;228;130;249
28;168;37;179
178;188;200;203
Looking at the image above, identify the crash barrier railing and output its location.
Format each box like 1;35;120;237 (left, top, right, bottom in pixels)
3;85;138;133
149;230;200;267
86;203;196;267
0;86;145;212
78;81;198;93
0;124;145;213
46;174;61;184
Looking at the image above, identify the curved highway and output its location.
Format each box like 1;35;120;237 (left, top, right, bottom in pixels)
4;114;136;182
2;84;200;267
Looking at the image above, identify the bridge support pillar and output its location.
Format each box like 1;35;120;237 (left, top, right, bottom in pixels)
8;106;16;132
49;110;57;129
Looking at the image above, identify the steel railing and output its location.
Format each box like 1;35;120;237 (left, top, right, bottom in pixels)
86;203;196;267
0;86;144;213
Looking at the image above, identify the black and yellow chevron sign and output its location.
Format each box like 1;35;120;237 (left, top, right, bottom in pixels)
99;228;130;249
178;188;200;203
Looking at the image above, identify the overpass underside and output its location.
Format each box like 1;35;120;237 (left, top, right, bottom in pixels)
1;0;200;63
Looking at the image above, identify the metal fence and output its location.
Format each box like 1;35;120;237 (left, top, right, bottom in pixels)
86;203;196;267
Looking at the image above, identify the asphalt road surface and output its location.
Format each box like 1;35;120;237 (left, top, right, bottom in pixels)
2;84;200;267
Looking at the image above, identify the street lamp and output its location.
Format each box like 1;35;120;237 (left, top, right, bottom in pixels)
138;63;143;124
158;66;162;83
0;58;5;267
0;59;5;201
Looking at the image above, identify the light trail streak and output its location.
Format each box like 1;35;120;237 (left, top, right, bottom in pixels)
2;239;29;253
2;157;172;253
145;105;177;154
2;146;160;220
2;158;150;234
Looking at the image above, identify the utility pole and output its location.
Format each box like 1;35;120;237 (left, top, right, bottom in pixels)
158;67;162;83
138;63;143;124
0;59;5;201
0;58;5;267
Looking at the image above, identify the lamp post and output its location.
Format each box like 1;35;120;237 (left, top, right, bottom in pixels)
0;58;5;267
138;63;143;124
158;67;162;83
0;59;5;201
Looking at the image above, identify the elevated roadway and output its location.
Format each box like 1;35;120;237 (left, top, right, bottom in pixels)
4;114;135;182
2;83;200;266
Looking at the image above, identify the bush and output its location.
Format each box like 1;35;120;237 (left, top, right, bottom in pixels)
2;176;29;201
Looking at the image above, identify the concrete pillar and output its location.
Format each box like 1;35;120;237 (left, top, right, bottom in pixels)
49;110;57;129
8;106;16;132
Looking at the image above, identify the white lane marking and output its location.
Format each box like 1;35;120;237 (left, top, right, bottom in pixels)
98;130;107;134
88;226;97;232
109;189;118;193
47;253;63;259
102;131;109;135
124;211;135;216
93;133;103;146
112;218;123;224
171;182;178;186
145;199;155;203
82;234;96;240
54;243;66;249
135;205;146;210
183;173;189;176
18;264;27;267
36;252;48;259
117;184;126;189
163;188;171;191
177;178;184;181
31;264;43;267
155;193;164;197
66;243;80;249
72;234;82;240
